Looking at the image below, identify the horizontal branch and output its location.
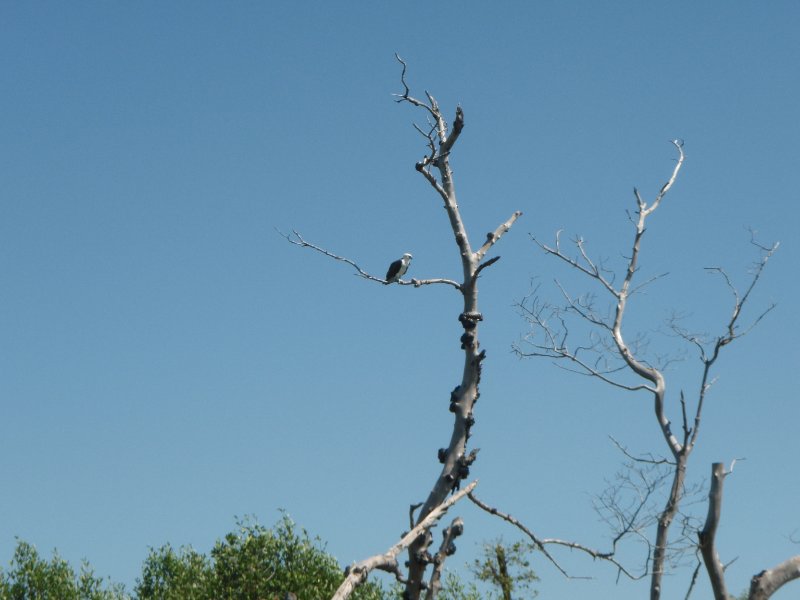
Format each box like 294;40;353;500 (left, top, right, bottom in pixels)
409;277;462;289
332;481;477;600
609;436;675;466
280;229;461;290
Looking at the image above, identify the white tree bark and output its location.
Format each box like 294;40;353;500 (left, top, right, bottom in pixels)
393;56;521;599
331;482;476;600
288;59;521;600
749;556;800;600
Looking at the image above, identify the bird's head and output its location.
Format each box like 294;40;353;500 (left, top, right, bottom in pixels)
403;253;413;261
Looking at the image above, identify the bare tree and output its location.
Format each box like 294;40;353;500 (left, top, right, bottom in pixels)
697;462;800;600
516;141;779;600
285;56;521;599
391;54;521;600
285;60;789;599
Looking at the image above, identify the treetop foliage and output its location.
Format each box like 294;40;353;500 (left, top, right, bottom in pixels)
1;516;537;600
1;515;385;600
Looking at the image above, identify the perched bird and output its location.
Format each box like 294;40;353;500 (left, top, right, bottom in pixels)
385;253;413;284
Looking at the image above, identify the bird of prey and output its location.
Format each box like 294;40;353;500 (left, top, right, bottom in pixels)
385;253;413;284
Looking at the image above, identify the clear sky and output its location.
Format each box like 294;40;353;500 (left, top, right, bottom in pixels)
2;2;799;598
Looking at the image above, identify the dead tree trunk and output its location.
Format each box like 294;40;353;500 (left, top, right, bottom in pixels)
698;461;800;600
393;55;521;600
284;57;521;599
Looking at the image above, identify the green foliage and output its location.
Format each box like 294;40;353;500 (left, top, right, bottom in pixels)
433;571;482;600
469;539;538;600
134;513;385;600
0;539;127;600
2;519;521;600
134;544;211;600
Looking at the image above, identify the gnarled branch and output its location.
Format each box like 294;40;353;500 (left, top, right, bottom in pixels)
332;481;476;600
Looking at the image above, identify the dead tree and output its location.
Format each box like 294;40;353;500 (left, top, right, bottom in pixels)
332;482;475;600
517;141;778;600
697;462;800;600
284;56;521;599
391;55;521;600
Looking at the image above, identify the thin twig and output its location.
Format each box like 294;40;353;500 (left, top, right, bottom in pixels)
468;492;645;581
279;229;461;290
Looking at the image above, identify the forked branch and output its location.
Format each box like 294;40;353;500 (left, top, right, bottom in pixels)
425;517;465;600
697;462;800;600
332;481;476;600
392;58;522;600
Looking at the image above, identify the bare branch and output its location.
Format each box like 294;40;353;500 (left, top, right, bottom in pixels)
515;301;653;393
643;139;685;217
392;60;521;598
749;555;800;599
553;280;613;330
696;462;800;600
332;481;476;600
629;272;670;296
468;492;645;581
786;529;800;545
698;463;730;600
415;162;450;202
528;144;693;599
280;228;385;282
532;233;619;298
438;104;464;157
409;277;462;290
475;211;523;261
425;517;464;600
609;436;675;466
409;502;423;530
688;241;779;451
280;229;460;290
683;556;703;600
393;54;436;119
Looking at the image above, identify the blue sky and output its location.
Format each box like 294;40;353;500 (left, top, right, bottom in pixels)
2;2;799;598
